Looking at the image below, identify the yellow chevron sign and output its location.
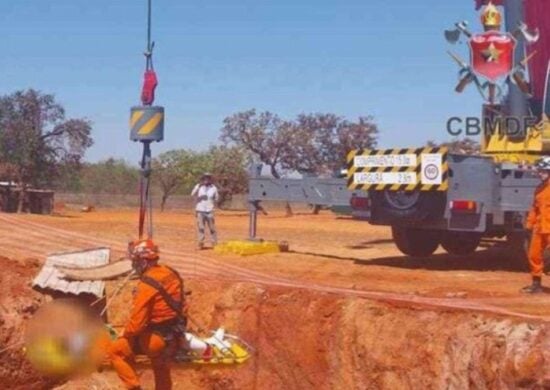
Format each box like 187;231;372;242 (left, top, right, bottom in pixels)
130;110;144;128
130;106;165;142
137;112;163;135
347;147;449;191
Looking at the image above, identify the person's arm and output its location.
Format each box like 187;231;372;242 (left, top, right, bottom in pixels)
123;283;154;337
212;187;219;203
191;184;199;197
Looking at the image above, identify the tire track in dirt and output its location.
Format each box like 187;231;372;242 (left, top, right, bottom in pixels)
2;214;549;322
0;219;223;279
0;215;277;282
0;214;287;283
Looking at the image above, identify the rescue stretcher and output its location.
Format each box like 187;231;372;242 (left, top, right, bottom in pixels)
106;324;253;366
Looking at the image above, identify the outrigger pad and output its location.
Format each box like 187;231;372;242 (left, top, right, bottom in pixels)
214;240;283;256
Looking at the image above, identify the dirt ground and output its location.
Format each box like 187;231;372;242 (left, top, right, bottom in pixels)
3;208;550;388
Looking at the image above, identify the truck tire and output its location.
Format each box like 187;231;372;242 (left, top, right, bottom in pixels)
440;232;481;255
391;226;441;257
370;190;446;223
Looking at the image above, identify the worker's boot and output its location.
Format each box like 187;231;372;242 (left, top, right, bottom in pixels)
521;276;543;294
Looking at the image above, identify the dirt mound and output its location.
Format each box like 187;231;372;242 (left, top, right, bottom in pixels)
65;281;550;389
0;256;59;390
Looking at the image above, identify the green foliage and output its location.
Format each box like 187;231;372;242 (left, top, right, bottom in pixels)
152;147;249;210
52;147;249;209
53;162;84;192
0;89;93;192
78;159;140;194
153;149;210;210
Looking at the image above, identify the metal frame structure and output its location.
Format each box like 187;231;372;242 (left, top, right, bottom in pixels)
247;165;356;239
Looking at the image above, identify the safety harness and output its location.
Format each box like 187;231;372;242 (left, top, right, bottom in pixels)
140;266;188;337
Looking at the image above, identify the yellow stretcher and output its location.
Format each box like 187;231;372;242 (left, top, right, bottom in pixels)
173;333;253;365
106;324;253;366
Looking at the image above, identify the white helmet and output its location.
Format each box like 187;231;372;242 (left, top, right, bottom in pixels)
535;156;550;171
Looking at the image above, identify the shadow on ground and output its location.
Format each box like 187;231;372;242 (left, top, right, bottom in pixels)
346;238;394;249
290;241;529;273
357;247;527;273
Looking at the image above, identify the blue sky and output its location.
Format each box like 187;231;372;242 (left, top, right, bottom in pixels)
1;0;483;163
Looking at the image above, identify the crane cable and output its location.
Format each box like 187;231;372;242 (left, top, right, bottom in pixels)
138;0;158;240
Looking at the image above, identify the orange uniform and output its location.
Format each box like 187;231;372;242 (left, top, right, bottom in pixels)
525;181;550;277
108;264;184;390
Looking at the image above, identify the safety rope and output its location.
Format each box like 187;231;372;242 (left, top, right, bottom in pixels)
139;142;152;239
100;270;136;318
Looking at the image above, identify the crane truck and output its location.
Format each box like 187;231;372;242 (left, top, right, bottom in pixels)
349;0;550;259
247;0;550;262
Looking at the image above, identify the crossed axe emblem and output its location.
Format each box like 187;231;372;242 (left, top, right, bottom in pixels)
445;20;539;102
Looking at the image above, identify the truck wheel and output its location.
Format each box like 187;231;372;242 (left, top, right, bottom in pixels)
370;190;446;223
440;232;481;255
391;226;441;257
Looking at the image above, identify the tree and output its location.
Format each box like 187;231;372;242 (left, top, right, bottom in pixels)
208;145;249;208
0;89;93;211
220;109;379;215
426;138;481;155
79;159;140;195
281;113;379;175
220;109;293;179
152;147;249;211
221;110;379;176
152;150;210;211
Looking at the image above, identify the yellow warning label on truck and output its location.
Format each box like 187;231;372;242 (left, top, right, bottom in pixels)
346;147;449;191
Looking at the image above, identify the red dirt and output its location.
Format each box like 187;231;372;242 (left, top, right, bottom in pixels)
0;256;59;390
2;209;550;388
66;281;550;389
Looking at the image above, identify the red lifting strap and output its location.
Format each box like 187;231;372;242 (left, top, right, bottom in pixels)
141;69;158;106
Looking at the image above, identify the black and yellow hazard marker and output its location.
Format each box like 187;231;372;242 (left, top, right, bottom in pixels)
346;147;449;192
130;106;165;142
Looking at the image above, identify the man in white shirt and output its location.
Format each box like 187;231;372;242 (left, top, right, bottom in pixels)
191;173;219;249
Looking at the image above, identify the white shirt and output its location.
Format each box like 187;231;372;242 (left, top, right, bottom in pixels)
191;184;219;212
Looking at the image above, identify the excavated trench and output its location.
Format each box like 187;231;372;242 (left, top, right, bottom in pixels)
173;281;550;390
3;257;550;389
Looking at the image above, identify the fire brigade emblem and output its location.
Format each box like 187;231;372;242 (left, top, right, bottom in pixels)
470;31;515;81
444;1;539;103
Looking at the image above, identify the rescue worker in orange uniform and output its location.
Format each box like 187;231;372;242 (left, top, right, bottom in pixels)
523;157;550;294
108;239;186;390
